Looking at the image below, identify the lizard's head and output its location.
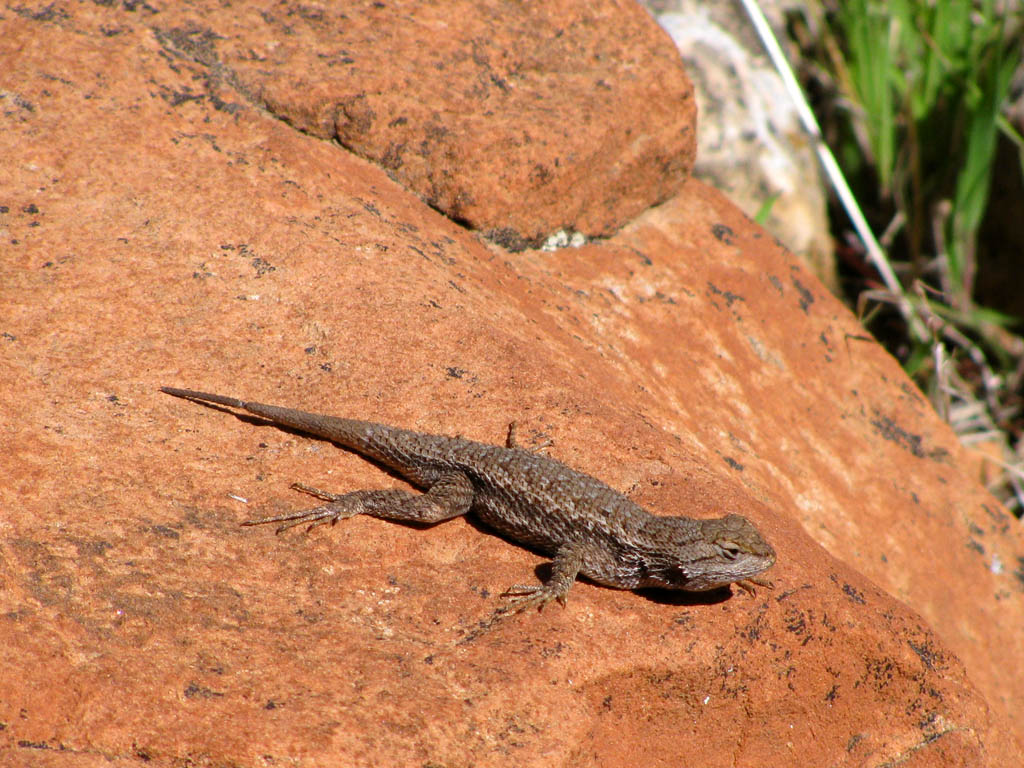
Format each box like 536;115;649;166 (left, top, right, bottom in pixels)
636;513;776;591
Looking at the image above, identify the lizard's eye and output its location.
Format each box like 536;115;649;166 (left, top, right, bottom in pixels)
719;542;741;559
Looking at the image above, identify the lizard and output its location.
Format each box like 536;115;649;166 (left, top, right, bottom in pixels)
160;386;776;632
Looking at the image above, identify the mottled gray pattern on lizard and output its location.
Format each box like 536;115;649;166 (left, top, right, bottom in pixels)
161;387;776;617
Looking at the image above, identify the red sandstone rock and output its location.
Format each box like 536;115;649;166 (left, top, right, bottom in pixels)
153;0;697;246
1;2;1021;767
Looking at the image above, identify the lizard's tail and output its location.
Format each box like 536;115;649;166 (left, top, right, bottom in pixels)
160;387;246;410
159;386;373;451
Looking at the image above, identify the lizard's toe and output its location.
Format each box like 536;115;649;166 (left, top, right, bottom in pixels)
500;584;561;613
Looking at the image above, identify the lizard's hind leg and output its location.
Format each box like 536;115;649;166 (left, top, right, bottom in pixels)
242;471;476;533
242;487;419;533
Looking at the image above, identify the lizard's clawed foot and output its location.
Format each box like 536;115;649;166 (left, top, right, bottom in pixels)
456;582;568;645
505;422;553;453
735;575;775;596
241;505;344;534
240;482;357;533
500;583;566;613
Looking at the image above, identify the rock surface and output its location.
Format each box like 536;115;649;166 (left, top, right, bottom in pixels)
2;2;1022;767
153;0;696;247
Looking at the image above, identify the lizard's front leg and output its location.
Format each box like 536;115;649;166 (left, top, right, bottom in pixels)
500;540;587;612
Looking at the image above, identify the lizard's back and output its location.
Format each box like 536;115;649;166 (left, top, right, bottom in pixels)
335;420;653;559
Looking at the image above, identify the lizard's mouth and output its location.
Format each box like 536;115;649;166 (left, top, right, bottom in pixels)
639;551;775;592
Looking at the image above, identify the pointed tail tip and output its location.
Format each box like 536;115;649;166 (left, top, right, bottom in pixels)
160;386;206;399
160;387;246;409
